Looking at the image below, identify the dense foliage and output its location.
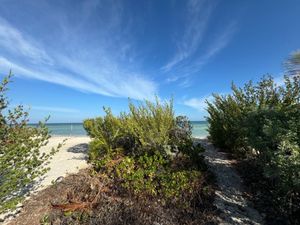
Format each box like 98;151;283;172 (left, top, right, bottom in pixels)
0;73;59;213
83;99;207;207
207;75;300;221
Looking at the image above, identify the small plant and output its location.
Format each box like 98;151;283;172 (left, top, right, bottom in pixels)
40;214;50;225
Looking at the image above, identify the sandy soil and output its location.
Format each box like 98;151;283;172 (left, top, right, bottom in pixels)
36;136;91;191
198;139;264;225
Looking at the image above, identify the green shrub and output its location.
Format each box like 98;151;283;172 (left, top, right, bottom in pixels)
207;75;300;220
83;98;206;207
125;99;175;155
0;73;60;213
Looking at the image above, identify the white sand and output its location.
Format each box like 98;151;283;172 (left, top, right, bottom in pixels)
36;136;91;191
199;139;264;224
0;136;91;223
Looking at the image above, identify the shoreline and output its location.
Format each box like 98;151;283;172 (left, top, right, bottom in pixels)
42;122;209;138
50;134;88;138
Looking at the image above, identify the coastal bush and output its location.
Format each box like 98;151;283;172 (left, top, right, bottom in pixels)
0;73;60;213
83;99;207;207
207;75;300;221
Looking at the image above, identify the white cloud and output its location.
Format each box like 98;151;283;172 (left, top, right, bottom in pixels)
161;0;237;87
183;95;214;111
201;22;237;61
162;0;214;72
0;57;157;100
178;78;192;88
0;18;53;65
0;11;157;101
0;57;112;96
177;22;237;77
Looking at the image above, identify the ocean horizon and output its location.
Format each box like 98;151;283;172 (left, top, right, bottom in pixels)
30;121;208;138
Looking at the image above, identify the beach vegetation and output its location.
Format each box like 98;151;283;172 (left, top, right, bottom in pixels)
0;73;60;213
83;98;208;207
207;74;300;222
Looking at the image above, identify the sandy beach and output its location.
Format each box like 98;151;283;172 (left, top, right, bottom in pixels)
0;136;91;224
37;136;91;191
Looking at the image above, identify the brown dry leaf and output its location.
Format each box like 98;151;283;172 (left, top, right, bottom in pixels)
100;186;111;193
51;202;90;212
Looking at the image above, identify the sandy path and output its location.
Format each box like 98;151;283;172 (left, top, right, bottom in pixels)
198;139;264;225
0;136;91;224
37;136;91;191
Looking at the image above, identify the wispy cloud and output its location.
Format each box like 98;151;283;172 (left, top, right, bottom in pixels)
162;0;214;72
0;56;158;100
0;57;113;96
162;0;237;87
200;22;237;62
167;22;237;88
181;22;237;75
0;4;157;101
0;18;53;65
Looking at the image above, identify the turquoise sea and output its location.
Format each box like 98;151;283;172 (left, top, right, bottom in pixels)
38;121;208;138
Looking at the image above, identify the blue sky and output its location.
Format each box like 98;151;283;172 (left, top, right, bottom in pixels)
0;0;299;122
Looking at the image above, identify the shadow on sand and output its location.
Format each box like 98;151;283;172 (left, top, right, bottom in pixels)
67;143;89;154
195;138;264;225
